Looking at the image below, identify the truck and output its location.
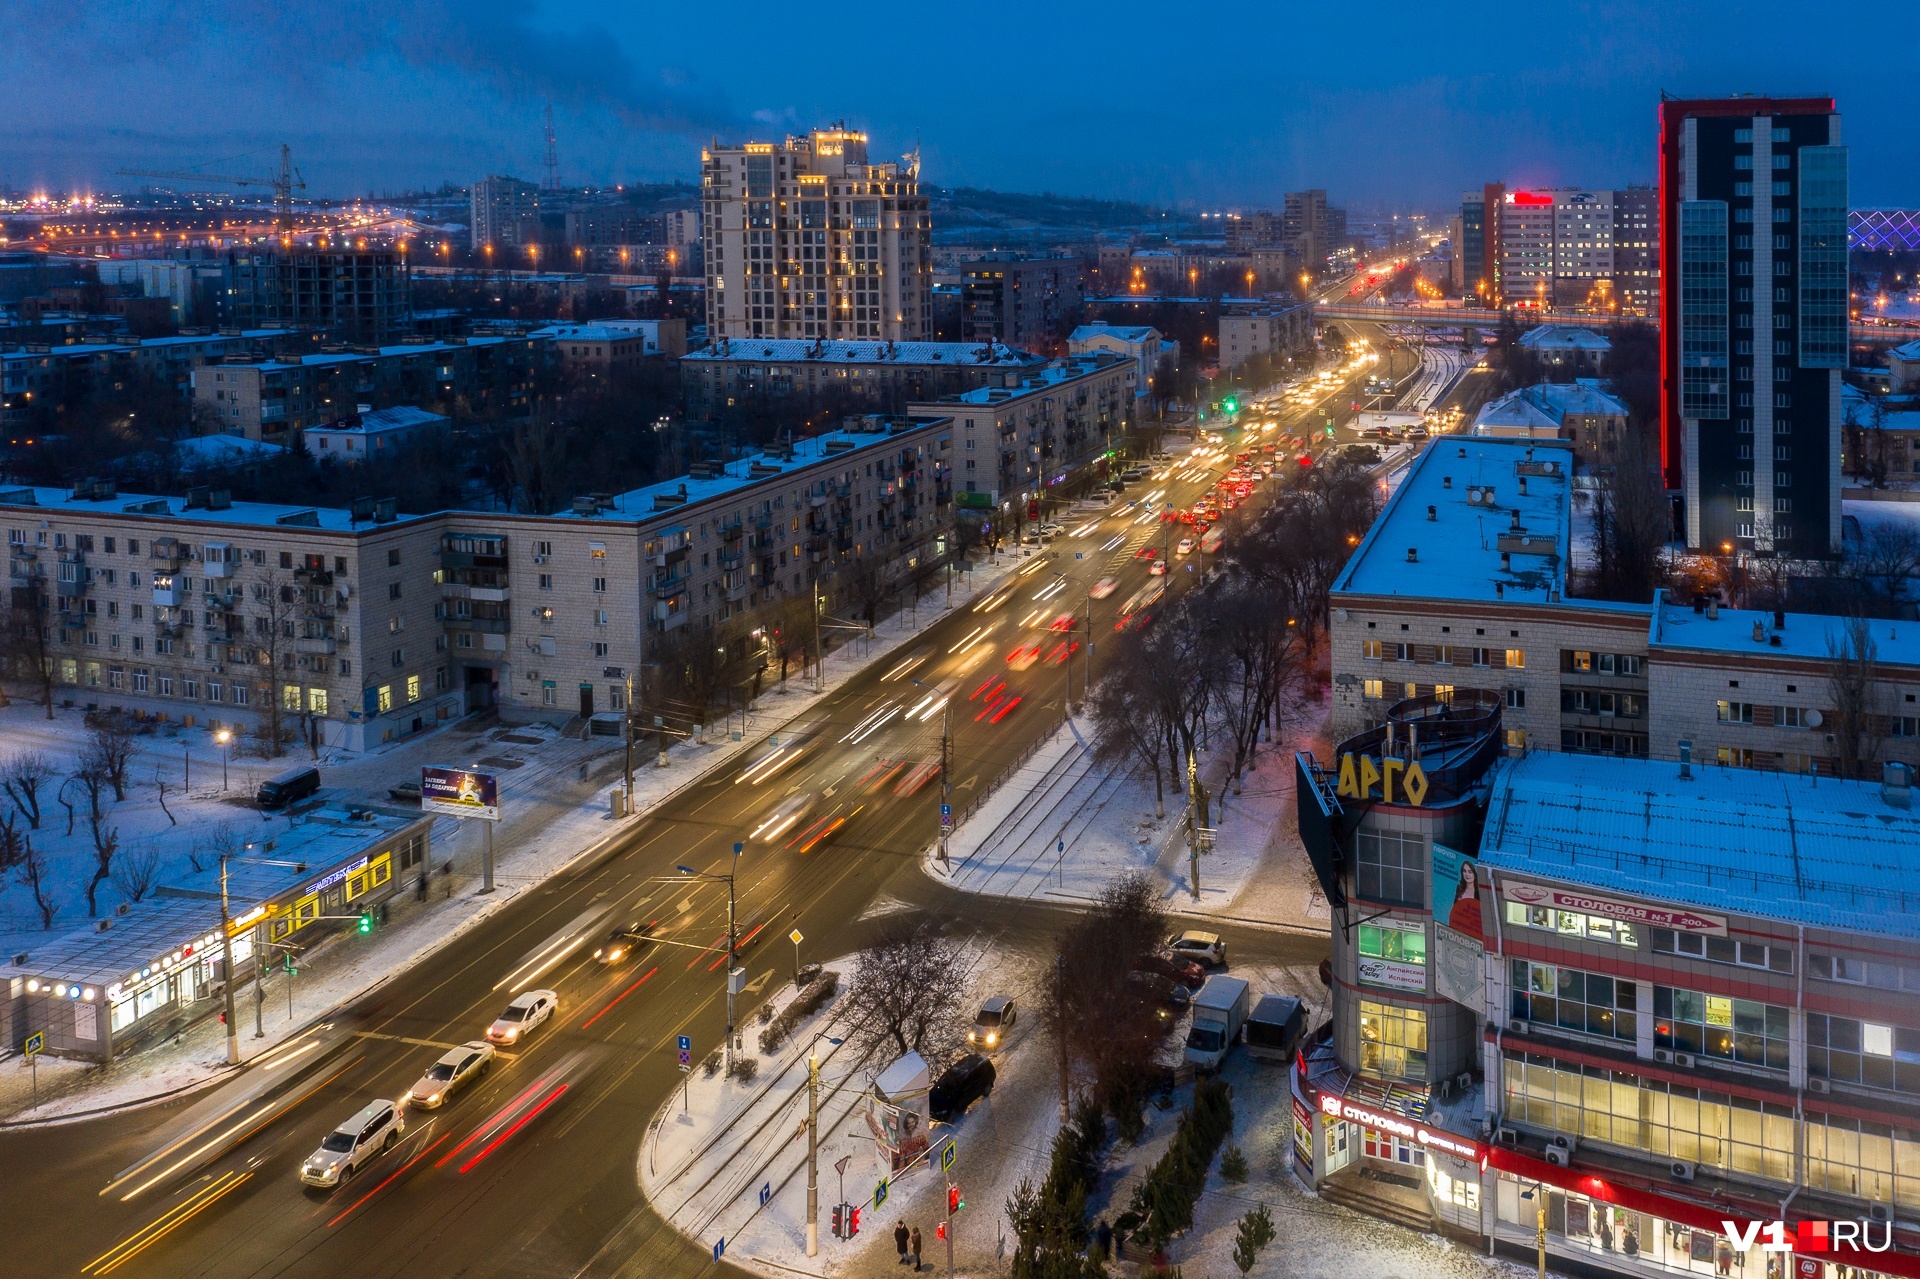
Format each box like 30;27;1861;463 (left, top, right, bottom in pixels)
1356;410;1426;441
1244;994;1306;1064
1183;974;1251;1071
1198;526;1224;555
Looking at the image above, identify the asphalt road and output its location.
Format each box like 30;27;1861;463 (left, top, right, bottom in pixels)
0;360;1383;1279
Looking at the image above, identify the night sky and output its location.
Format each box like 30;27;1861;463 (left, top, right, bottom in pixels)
4;0;1913;208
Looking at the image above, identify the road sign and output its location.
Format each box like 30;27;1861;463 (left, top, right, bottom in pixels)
759;1181;772;1206
713;1237;726;1261
873;1176;890;1210
23;1031;43;1057
789;928;804;946
941;1139;958;1173
677;1033;692;1071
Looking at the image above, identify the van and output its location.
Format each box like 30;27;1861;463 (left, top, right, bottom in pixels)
1183;974;1250;1072
1244;995;1306;1064
258;766;320;810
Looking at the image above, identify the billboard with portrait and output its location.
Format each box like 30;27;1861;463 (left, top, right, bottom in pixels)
421;766;501;821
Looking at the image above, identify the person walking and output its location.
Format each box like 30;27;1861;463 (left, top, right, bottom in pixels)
910;1225;923;1271
1094;1218;1113;1262
894;1221;910;1265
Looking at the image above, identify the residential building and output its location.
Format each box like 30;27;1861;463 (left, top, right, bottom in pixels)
1887;339;1920;394
1224;211;1285;252
3;331;312;429
93;259;228;327
1659;95;1848;558
225;251;413;343
1326;435;1920;771
1613;185;1658;316
961;254;1084;353
1218;304;1314;371
701;126;932;342
1067;321;1178;398
1473;380;1629;457
1498;190;1559;308
1518;325;1612;376
908;353;1136;513
191;334;545;443
471;175;541;251
681;338;1043;418
1285;190;1343;264
1462;184;1502;304
1292;706;1920;1279
1447;215;1465;293
531;318;687;372
305;406;448;461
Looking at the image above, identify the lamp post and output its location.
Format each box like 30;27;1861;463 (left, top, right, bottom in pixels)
215;728;232;792
912;677;952;866
1520;1181;1547;1279
677;844;742;1073
218;845;310;1064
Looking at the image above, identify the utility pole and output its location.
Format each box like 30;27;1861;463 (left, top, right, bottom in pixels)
806;1045;820;1258
1055;953;1069;1121
622;672;635;812
813;582;824;694
939;694;952;866
726;848;739;1072
1186;747;1202;902
219;855;239;1066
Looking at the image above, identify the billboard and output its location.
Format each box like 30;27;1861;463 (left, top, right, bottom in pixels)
421;766;500;822
1430;843;1483;940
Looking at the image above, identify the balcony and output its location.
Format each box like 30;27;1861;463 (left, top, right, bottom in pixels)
468;586;509;603
651;600;689;631
154;620;185;640
652;575;686;599
293;565;333;586
294;635;337;656
717;549;744;571
152;578;184;607
445;616;510;635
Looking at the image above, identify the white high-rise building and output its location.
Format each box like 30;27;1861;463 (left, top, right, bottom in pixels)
701;126;932;341
470;175;540;252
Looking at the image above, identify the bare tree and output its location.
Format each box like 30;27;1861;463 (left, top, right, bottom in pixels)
1592;426;1671;604
1828;614;1888;781
111;843;163;904
1086;641;1169;817
1045;873;1172;1136
17;834;58;929
0;570;57;718
0;810;24;877
503;410;568;515
2;751;57;829
153;768;178;826
88;718;137;802
83;811;120;918
248;570;296;758
846;914;967;1059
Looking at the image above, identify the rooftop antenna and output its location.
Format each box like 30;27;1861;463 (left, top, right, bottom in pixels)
543;103;562;192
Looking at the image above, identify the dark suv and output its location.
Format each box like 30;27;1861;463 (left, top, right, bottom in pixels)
929;1055;996;1122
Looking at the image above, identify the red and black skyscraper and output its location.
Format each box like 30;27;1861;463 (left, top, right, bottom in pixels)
1658;95;1848;558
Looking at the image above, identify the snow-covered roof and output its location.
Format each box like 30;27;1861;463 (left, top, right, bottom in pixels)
1474;381;1627;433
684;339;1041;367
1479;751;1920;940
1069;323;1158;344
1648;590;1920;670
173;434;287;469
308;406;448;437
528;320;673;343
0;484;432;532
1518;326;1611;353
1333;435;1572;605
1473;389;1562;432
1888;339;1920;361
935;356;1128;406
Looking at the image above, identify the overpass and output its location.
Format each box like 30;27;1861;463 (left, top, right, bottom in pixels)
1315;300;1920;341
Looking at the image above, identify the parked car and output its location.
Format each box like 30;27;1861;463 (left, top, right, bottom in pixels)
1184;975;1250;1072
967;995;1017;1050
387;779;422;803
407;1041;494;1109
486;989;557;1045
1125;969;1190;1024
592;921;657;964
1167;930;1227;968
1134;951;1206;991
258;766;320;810
929;1054;997;1122
299;1100;403;1188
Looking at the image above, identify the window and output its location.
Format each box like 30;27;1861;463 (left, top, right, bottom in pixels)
376;685;393;713
1716;700;1755;723
1354;829;1425;907
1362;640;1383;661
308;688;328;715
1775;706;1811;727
388;582;402;600
592;577;607;593
1358;921;1426;967
1358;1000;1427;1080
387;548;400;567
391;648;404;668
1570;651;1592;672
1806;1014;1920;1095
1654;986;1789;1070
1649;928;1792;973
1506;648;1526;669
1503;900;1640;947
282;683;301;710
539;574;553;590
406;675;420;703
1511;959;1636;1042
1809;951;1920;992
1362;678;1384;700
231;684;249;707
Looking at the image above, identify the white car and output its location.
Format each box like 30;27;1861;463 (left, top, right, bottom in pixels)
1176;538;1196;557
1148;561;1168;576
486;989;558;1045
300;1100;403;1189
407;1040;495;1109
1167;929;1227;968
1089;577;1119;600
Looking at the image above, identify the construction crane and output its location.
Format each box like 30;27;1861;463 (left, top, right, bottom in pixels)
117;144;306;233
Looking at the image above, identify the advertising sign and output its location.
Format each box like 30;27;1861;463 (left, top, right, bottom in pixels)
1356;956;1427;993
1432;922;1485;1010
1317;1093;1483;1162
1291;1095;1315;1167
1501;881;1726;936
421;766;501;822
1430;843;1484;939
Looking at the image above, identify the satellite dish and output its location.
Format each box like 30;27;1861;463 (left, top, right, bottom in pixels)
1805;709;1824;729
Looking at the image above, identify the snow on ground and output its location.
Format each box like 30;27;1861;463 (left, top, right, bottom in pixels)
926;686;1334;934
0;551;1032;1122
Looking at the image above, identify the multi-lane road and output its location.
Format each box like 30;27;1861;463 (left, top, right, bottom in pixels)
0;351;1394;1279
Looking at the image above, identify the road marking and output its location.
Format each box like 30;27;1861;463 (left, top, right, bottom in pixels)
353;1032;466;1051
85;1170;253;1274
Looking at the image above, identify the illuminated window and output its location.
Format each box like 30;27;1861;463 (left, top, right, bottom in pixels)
1358;1000;1427;1080
377;685;393;713
307;688;328;716
1510;959;1635;1041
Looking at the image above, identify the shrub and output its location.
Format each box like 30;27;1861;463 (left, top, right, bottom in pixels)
727;1056;758;1083
1128;1078;1234;1247
758;969;840;1054
1219;1144;1248;1183
1232;1203;1276;1274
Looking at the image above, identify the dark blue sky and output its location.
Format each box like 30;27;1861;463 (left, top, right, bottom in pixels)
4;0;1913;210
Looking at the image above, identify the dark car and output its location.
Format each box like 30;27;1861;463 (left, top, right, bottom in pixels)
1125;970;1191;1024
1134;952;1206;991
929;1054;997;1123
592;921;657;965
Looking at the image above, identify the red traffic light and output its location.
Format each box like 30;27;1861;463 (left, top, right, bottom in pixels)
832;1205;844;1238
849;1206;861;1237
948;1185;961;1214
936;1222;947;1240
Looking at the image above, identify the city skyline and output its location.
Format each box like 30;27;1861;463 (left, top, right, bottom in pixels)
3;0;1917;208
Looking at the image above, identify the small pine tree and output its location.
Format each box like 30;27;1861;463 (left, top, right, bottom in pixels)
1232;1203;1277;1275
1219;1144;1249;1183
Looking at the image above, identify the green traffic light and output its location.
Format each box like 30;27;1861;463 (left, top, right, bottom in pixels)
357;912;373;935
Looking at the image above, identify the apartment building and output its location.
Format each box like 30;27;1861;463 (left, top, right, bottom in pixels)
191;334;545;442
1659;95;1848;559
702;126;932;342
531;319;687;372
1473;380;1629;458
1498;191;1559;308
225;251;412;343
1218;304;1314;371
1327;436;1920;775
910;353;1136;511
2;419;959;746
960;254;1085;353
1067;322;1178;398
2;331;309;429
1613;185;1658;316
1292;699;1920;1279
304;406;448;461
470;175;541;251
1517;325;1612;376
681;338;1043;417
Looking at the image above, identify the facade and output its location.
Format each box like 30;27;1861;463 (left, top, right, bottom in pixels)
1468;185;1656;315
1553;189;1616;309
225;251;412;343
191;334;545;443
1219;304;1314;371
471;175;541;251
1614;186;1659;316
1293;716;1920;1279
1473;380;1629;457
1067;322;1178;398
1518;325;1613;376
1224;211;1285;252
532;318;687;371
2;331;308;429
681;338;1043;418
1326;436;1920;770
960;254;1084;353
701;127;932;342
305;406;448;461
908;353;1136;512
1659;95;1848;559
1499;191;1560;308
1286;190;1342;264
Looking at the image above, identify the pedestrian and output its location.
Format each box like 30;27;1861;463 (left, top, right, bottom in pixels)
910;1225;922;1271
895;1220;909;1266
1094;1218;1113;1262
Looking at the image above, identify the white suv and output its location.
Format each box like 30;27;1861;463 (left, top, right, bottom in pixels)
300;1100;403;1189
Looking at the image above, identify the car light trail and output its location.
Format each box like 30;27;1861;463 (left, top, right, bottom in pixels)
437;1075;556;1169
1031;578;1066;602
457;1083;569;1175
326;1132;448;1228
580;966;658;1030
84;1171;254;1274
880;654;924;681
494;906;612;992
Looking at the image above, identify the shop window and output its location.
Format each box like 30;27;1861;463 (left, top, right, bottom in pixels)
1358;999;1427;1080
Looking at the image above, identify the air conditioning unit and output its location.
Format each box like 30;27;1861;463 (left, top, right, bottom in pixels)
1437;1078;1454;1102
1508;1016;1528;1032
1549;1134;1577;1155
1495;1126;1520;1147
1673;1052;1696;1069
1670;1161;1697;1183
533;554;549;564
1545;1145;1573;1168
1653;1048;1673;1064
1806;1077;1831;1094
1869;1203;1891;1224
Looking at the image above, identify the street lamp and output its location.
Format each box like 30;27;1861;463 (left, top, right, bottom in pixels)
912;678;953;866
1519;1181;1548;1279
214;728;232;791
217;844;310;1063
677;844;744;1073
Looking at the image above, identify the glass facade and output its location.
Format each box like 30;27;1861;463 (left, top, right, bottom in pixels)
1511;960;1637;1043
1798;146;1849;368
1355;829;1426;907
1652;986;1790;1070
1679;200;1730;420
1359;999;1428;1080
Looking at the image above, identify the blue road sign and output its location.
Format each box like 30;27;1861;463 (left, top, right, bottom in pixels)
941;804;951;818
713;1238;726;1261
760;1181;772;1206
23;1031;43;1057
874;1177;890;1210
678;1034;692;1052
941;1140;958;1173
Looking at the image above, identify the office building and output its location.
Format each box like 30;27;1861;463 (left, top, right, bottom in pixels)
225;251;413;344
1465;185;1656;315
1613;186;1658;316
681;338;1043;417
471;175;541;251
1285;190;1344;265
1498;191;1559;309
1224;211;1285;253
701;126;932;342
960;254;1084;352
1659;96;1848;558
1553;189;1616;309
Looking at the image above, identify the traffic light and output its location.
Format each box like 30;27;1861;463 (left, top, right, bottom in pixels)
848;1205;861;1237
936;1222;946;1241
356;910;374;935
831;1205;844;1239
1223;396;1239;415
949;1185;964;1214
